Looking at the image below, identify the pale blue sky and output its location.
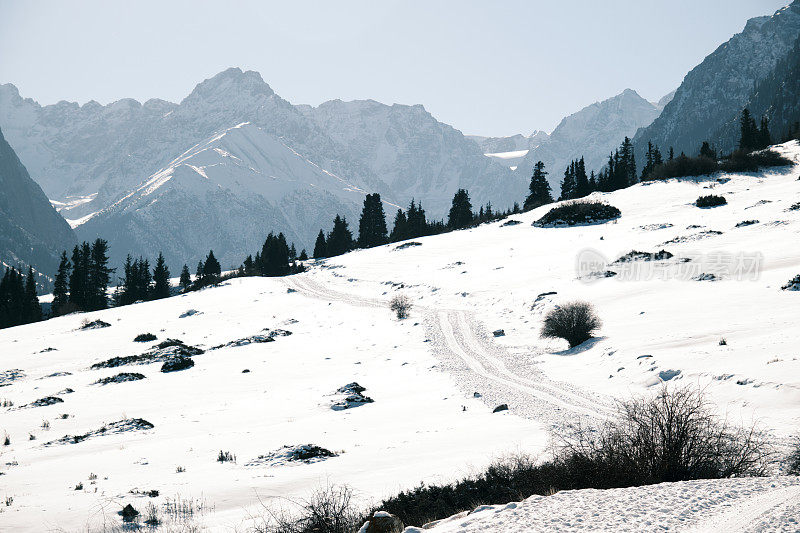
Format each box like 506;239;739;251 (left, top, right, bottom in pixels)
0;0;790;136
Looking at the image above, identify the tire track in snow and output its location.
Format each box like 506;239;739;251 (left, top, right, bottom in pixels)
684;483;800;533
285;275;612;425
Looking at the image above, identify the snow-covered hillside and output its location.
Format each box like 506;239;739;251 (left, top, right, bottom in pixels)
1;142;799;531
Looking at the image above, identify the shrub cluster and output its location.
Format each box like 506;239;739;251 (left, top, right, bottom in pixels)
375;387;767;527
541;301;601;348
696;194;727;208
643;149;791;181
535;201;621;226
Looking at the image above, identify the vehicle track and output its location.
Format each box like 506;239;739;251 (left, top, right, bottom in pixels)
684;483;800;533
285;275;612;426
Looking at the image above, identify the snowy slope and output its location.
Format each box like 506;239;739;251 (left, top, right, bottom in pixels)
76;122;371;269
1;142;799;531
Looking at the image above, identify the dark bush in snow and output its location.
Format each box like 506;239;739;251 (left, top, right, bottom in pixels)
735;220;759;228
613;250;673;263
534;201;621;227
789;439;800;475
133;333;157;342
26;396;64;408
217;450;236;463
252;484;362;533
161;356;194;373
541;301;601;348
390;295;412;319
376;387;767;527
696;194;727;208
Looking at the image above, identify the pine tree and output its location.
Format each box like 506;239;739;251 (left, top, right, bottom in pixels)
179;264;192;291
196;261;204;281
313;230;327;259
52;251;71;316
68;244;90;311
574;157;590;198
448;189;473;229
390;209;408;242
699;141;716;160
298;249;308;261
152;253;171;299
203;250;221;281
289;243;297;260
88;239;112;310
326;215;354;257
357;193;388;248
524;161;553;210
739;108;759;152
758;116;771;149
259;232;290;276
559;161;576;200
669;147;675;161
406;200;427;239
23;266;42;323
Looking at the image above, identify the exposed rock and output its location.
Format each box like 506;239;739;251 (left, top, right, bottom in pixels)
25;396;64;408
362;511;404;533
246;444;337;467
492;329;505;337
161;356;194;373
91;340;203;369
781;274;800;291
613;250;673;263
501;219;522;227
133;333;157;342
394;242;422;250
47;418;154;446
179;309;201;318
493;404;509;413
80;320;111;330
331;382;373;411
735;220;759;228
211;334;275;350
94;373;146;385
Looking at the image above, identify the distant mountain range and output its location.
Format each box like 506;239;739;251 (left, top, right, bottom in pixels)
0;69;523;269
0;126;76;281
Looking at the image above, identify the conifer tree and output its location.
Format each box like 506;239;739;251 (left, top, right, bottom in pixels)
326;215;354;257
448;189;473;229
574;157;590;198
203;250;221;281
179;264;192;291
559;161;576;200
524;161;553;210
313;230;327;259
152;253;171;299
88;239;112;310
406;200;427;239
298;249;309;261
196;261;204;281
699;141;716;160
357;193;389;248
390;209;408;242
52;251;71;316
23;266;42;323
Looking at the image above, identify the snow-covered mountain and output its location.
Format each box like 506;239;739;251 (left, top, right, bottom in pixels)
467;131;550;155
512;89;661;190
0;68;521;269
633;1;800;158
76;123;369;268
0;125;75;278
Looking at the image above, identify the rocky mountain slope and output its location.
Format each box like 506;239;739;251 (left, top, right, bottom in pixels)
512;89;661;190
0;69;521;268
633;1;800;158
0;126;76;279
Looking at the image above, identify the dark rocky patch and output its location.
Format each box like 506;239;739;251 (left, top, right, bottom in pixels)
91;340;203;369
332;382;374;411
133;333;157;342
263;328;292;338
80;320;111;330
46;418;154;446
95;373;146;385
25;396;64;408
492;329;505;337
39;347;57;353
501;219;522;227
394;242;422;250
493;404;509;413
246;444;338;466
161;356;194;373
782;274;800;291
735;220;759;228
211;334;275;350
613;250;673;263
179;309;201;318
693;273;718;281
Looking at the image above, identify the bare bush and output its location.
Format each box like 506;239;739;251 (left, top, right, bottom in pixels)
541;301;601;348
217;450;236;463
253;484;363;533
390;295;412;320
559;386;768;484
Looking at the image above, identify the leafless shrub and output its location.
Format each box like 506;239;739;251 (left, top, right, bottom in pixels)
541;301;601;348
217;450;236;463
390;295;412;320
252;484;363;533
558;385;769;483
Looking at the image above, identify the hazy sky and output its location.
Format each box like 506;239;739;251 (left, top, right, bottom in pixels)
0;0;790;136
